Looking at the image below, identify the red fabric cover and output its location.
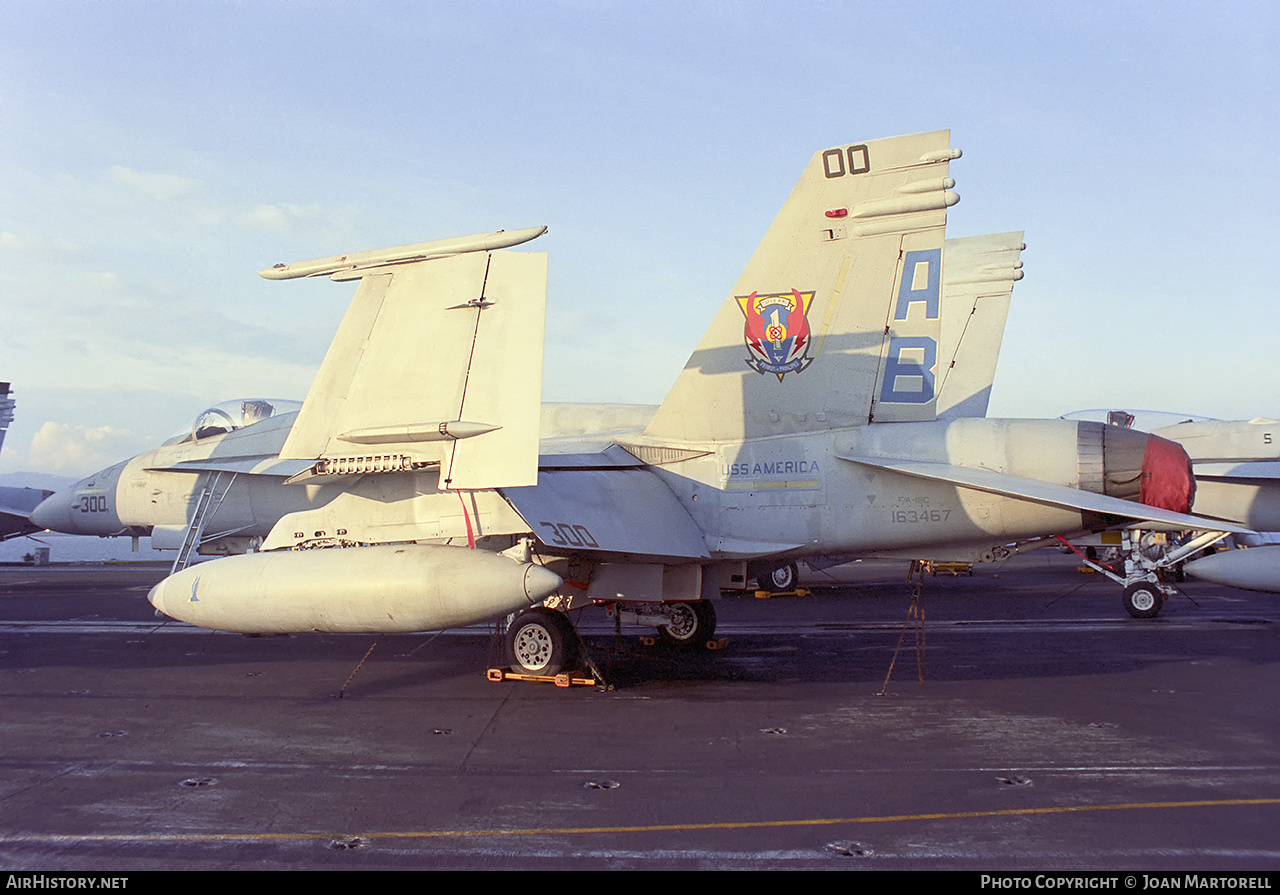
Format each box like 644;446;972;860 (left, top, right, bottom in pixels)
1140;434;1195;514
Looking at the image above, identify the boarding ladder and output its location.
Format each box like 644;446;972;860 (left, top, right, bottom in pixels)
171;471;237;574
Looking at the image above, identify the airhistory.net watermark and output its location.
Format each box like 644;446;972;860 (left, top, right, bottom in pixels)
6;877;128;889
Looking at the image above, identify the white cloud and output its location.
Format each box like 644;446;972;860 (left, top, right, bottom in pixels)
235;202;344;233
240;203;289;230
83;270;123;291
109;166;202;201
0;230;82;259
21;422;150;477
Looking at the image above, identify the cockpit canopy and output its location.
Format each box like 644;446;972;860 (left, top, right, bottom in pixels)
168;399;303;445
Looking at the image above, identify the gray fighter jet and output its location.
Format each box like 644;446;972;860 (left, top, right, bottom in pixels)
32;130;1242;673
1106;416;1280;597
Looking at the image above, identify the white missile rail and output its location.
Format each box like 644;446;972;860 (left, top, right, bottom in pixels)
259;227;548;280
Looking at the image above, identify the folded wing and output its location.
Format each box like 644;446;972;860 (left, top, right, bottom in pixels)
274;229;548;490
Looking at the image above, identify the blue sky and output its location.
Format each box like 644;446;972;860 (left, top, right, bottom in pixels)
2;0;1277;476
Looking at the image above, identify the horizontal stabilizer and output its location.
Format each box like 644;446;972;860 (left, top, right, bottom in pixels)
503;469;711;560
1193;461;1280;480
260;227;547;280
839;454;1254;534
0;486;52;540
537;445;649;470
0;486;52;518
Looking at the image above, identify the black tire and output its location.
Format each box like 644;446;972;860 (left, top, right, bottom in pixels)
506;608;577;674
764;562;799;593
1122;583;1163;619
657;600;717;648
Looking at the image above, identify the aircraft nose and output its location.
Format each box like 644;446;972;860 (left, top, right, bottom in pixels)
30;462;127;535
30;489;75;532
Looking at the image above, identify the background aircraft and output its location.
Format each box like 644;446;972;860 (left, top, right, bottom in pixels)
32;130;1244;675
1169;416;1280;592
0;383;53;542
1066;413;1280;598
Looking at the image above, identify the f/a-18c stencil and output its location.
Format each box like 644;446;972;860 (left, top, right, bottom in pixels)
31;130;1245;675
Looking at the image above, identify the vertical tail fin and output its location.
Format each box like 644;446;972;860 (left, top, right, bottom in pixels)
644;130;959;445
935;232;1026;419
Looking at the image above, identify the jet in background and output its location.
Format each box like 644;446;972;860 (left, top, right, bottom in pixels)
1073;413;1280;596
1163;417;1280;591
1151;417;1280;535
1048;410;1280;612
32;130;1243;675
0;383;54;542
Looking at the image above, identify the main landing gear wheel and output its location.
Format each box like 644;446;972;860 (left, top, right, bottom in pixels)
658;600;717;648
764;562;799;593
506;608;578;675
1122;583;1164;619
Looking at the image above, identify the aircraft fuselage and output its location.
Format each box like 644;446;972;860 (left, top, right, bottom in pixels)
33;414;1190;575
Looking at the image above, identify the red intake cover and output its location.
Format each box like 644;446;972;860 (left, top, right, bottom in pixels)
1140;434;1195;514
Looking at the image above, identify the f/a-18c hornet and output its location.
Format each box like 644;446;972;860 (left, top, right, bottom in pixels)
1056;411;1278;608
1167;417;1280;592
31;130;1245;674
